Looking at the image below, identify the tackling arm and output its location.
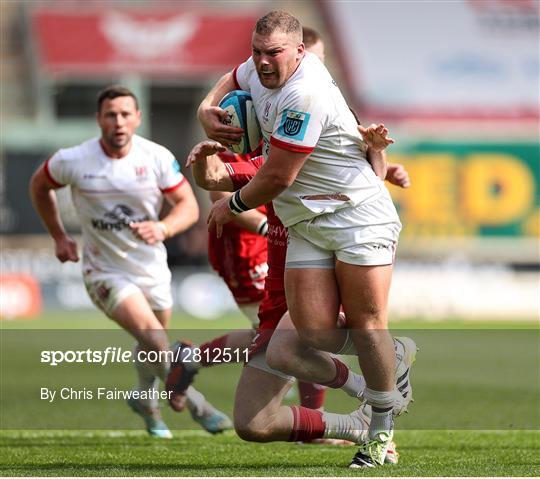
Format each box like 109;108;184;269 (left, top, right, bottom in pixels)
359;123;394;180
186;140;235;192
207;145;309;237
210;191;267;236
367;148;388;181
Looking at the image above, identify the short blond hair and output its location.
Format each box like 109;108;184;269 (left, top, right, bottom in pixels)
255;11;302;43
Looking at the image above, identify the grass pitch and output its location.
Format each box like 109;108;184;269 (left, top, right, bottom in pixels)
1;429;539;476
1;311;539;476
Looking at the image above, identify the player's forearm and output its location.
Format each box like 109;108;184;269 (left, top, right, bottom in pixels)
238;172;288;210
234;145;305;209
29;182;67;241
210;190;267;234
233;209;267;235
367;147;388;180
192;154;234;191
198;72;236;114
161;198;199;237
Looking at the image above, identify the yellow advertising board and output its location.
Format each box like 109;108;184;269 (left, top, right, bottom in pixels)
387;143;539;239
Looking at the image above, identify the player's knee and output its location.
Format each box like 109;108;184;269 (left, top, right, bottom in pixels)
356;315;387;330
235;424;267;442
350;327;390;352
295;329;327;351
346;305;387;330
233;415;274;443
266;338;296;374
266;348;291;375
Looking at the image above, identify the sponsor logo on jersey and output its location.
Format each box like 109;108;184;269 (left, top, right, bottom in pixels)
278;109;310;141
83;174;108;179
268;223;288;240
134;165;149;181
91;204;149;232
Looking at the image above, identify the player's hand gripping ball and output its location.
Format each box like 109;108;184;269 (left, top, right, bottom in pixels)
218;91;262;155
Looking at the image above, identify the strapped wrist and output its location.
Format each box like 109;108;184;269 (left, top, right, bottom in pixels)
228;190;251;216
256;218;268;237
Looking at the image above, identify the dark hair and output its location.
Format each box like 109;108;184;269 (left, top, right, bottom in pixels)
96;85;139;112
255;10;302;41
302;27;321;49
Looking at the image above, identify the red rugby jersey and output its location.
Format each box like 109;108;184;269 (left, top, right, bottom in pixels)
227;156;289;333
207;151;268;304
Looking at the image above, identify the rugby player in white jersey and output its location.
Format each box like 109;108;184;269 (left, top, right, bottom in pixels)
183;28;410;443
186;133;413;462
29;85;232;438
198;11;404;467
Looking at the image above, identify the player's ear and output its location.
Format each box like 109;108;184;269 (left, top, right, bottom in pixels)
297;42;305;58
135;109;142;127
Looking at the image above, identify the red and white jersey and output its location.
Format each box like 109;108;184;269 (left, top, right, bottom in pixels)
208;151;268;304
45;135;184;284
234;52;396;227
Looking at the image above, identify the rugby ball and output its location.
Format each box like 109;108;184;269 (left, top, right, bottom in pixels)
218;90;262;155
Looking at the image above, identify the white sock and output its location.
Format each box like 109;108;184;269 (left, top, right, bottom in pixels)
364;388;395;439
322;411;368;443
342;370;366;399
133;345;160;408
364;387;395;409
186;386;206;416
369;410;394;440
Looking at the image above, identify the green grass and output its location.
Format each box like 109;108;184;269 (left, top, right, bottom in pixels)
1;310;537;330
1;311;539;475
1;430;538;476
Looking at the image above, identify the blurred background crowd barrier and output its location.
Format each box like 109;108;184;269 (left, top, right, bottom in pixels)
1;0;538;321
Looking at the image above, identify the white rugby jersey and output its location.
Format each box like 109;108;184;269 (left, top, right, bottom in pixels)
45;135;185;284
234;52;397;227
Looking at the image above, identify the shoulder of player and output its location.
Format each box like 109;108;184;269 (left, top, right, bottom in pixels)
291;53;330;88
278;77;321;112
132;135;175;161
240;57;258;83
283;56;325;91
238;56;256;73
52;137;100;163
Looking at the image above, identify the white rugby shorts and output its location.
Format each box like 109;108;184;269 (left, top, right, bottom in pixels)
83;270;173;317
286;196;402;268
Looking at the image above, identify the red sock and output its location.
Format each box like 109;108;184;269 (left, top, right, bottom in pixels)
288;406;325;442
318;357;349;389
199;334;229;367
298;381;326;410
